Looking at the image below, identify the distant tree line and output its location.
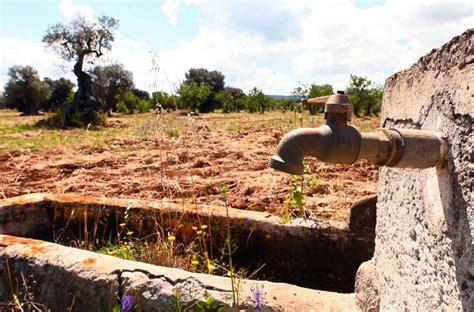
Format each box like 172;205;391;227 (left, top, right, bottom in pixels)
1;64;151;117
2;63;383;120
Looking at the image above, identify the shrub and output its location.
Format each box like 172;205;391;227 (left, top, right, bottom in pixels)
135;99;151;113
116;100;129;113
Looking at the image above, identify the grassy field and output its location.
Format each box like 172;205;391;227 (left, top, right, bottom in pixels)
0;109;379;222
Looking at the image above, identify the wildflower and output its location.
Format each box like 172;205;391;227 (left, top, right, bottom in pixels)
126;231;133;236
200;225;208;229
192;226;198;230
251;284;266;309
119;223;126;227
226;271;234;277
167;235;176;241
191;260;199;265
121;295;134;312
207;263;216;271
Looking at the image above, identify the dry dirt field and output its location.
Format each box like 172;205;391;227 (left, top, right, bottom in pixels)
0;109;379;222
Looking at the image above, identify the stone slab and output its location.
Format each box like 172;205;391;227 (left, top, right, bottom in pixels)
0;234;357;311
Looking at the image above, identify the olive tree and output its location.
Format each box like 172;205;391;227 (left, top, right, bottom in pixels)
42;77;75;111
43;16;118;126
183;68;225;112
177;82;211;112
245;87;272;114
3;65;50;115
91;63;134;114
346;75;372;117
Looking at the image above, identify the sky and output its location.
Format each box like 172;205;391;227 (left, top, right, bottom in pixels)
0;0;473;95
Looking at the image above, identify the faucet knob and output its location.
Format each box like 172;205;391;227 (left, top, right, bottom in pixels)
325;93;353;121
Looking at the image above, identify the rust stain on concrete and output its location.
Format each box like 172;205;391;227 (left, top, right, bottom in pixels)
82;257;97;266
0;235;48;255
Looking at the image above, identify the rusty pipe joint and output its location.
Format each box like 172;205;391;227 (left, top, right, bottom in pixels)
360;128;448;168
269;92;448;175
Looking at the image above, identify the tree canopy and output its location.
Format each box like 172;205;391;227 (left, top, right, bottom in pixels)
245;87;272;113
43;16;118;62
346;75;382;116
42;77;75;111
132;88;150;101
91;63;134;113
216;87;246;113
183;68;225;112
177;82;211;112
3;65;50;115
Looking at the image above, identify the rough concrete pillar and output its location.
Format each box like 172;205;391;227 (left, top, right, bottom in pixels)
355;29;473;311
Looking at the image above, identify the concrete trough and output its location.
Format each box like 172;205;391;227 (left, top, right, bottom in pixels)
0;193;374;310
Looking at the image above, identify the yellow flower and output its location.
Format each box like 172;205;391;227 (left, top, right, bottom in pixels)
196;230;203;235
207;263;216;271
119;223;126;227
192;226;198;230
191;260;199;265
126;231;133;236
167;235;176;241
200;225;208;229
226;271;234;277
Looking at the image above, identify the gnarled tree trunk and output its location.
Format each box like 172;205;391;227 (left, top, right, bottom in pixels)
66;53;101;125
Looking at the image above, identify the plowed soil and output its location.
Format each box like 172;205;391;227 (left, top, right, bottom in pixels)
0;111;379;222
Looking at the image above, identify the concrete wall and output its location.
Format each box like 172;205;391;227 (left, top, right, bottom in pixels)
355;29;473;311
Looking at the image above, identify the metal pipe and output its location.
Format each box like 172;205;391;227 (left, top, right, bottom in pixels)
269;92;448;174
269;113;361;175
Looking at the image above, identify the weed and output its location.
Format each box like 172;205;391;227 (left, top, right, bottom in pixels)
188;224;217;274
167;127;179;138
283;174;306;221
172;288;185;312
226;123;243;132
98;241;141;260
219;185;241;311
194;291;228;311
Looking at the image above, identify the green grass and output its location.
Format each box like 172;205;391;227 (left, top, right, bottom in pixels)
0;110;153;153
0;109;379;154
0;123;35;133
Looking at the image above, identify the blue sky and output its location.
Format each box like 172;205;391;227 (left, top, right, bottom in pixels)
1;0;472;94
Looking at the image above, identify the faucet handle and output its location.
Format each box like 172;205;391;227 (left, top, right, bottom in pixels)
303;91;353;121
302;95;331;105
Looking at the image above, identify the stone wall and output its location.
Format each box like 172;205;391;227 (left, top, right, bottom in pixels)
355;29;473;311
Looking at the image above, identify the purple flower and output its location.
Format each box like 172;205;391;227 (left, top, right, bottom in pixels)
251;284;266;309
121;295;134;312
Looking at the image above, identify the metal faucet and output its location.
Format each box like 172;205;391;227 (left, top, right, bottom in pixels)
269;91;447;175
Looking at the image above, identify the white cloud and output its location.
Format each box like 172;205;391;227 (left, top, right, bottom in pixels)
58;0;95;21
138;0;472;94
0;37;75;89
161;0;181;25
